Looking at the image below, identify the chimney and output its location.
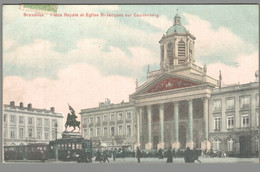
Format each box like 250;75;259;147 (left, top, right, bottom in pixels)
50;107;55;113
28;103;32;110
20;102;24;108
10;101;15;107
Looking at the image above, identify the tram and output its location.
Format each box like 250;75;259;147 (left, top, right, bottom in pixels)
49;137;92;162
4;143;49;161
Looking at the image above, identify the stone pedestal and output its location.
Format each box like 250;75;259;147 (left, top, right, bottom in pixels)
201;140;211;150
186;141;194;149
172;142;180;149
157;142;165;149
145;142;153;150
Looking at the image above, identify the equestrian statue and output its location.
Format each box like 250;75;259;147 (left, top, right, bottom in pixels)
65;104;80;132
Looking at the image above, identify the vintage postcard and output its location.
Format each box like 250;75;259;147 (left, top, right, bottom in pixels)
2;4;259;164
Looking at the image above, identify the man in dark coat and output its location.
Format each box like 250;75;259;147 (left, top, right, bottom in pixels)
103;150;110;163
158;148;163;159
184;147;194;163
112;148;116;161
166;147;173;163
172;148;176;159
136;147;142;163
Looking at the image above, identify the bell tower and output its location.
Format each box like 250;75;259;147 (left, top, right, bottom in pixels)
159;13;196;70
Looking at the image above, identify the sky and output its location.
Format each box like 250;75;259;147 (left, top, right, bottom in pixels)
2;5;259;126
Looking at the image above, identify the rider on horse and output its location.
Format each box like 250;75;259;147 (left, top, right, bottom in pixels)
65;104;80;131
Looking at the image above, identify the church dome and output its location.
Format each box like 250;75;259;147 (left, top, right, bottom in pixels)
166;13;187;34
166;24;187;34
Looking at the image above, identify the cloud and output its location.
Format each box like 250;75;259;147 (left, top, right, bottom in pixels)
140;14;172;32
3;63;136;127
4;38;159;79
207;51;259;85
182;12;255;64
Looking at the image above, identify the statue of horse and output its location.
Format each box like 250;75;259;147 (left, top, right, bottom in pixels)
65;120;80;132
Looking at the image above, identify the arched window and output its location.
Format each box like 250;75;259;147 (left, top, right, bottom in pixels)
178;40;185;57
227;138;234;151
167;43;173;59
212;138;220;151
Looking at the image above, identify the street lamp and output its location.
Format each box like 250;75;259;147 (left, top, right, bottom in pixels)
54;122;58;161
55;122;58;140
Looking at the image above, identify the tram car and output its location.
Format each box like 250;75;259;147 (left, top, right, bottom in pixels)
4;143;49;161
49;137;92;162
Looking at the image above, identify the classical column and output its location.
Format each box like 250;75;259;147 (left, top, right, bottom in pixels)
172;102;180;149
145;105;153;150
186;99;194;149
136;107;140;147
201;98;211;150
158;104;165;149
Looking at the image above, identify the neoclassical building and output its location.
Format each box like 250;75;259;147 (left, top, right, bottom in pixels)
80;14;259;155
80;99;136;149
3;101;63;146
130;14;218;150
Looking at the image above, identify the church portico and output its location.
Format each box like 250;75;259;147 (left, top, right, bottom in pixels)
134;96;210;150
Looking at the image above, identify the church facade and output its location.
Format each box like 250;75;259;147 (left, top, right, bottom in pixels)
80;14;259;155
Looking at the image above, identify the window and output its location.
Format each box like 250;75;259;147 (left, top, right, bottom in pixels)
84;129;87;137
103;115;107;121
227;138;234;151
227;116;234;129
241;115;250;128
4;114;7;122
97;128;100;136
10;115;15;123
89;117;93;123
10;127;15;138
257;112;259;127
111;114;115;121
118;113;123;121
28;128;33;138
127;125;131;136
214;117;221;130
84;118;88;124
44;128;49;140
37;118;42;127
28;117;33;125
51;119;57;128
52;129;56;140
214;100;221;111
37;128;42;139
90;128;94;137
226;98;235;109
44;118;50;126
167;43;173;59
19;116;24;124
178;40;185;57
97;116;101;123
118;125;123;135
104;127;108;137
19;128;24;138
212;138;220;151
240;96;250;109
127;112;131;119
256;94;259;107
111;127;115;136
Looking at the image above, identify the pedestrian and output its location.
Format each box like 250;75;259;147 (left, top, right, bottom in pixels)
103;150;110;163
172;148;176;159
158;148;163;159
184;147;193;163
193;150;201;163
96;149;102;163
136;146;142;163
112;148;116;161
166;147;173;163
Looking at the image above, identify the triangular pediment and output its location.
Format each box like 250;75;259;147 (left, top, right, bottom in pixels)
147;77;198;93
133;72;205;96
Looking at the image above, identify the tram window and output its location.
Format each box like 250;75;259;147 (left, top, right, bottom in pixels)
64;144;67;149
72;144;75;150
50;146;54;150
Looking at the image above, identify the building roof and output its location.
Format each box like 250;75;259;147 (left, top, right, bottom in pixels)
166;24;187;34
